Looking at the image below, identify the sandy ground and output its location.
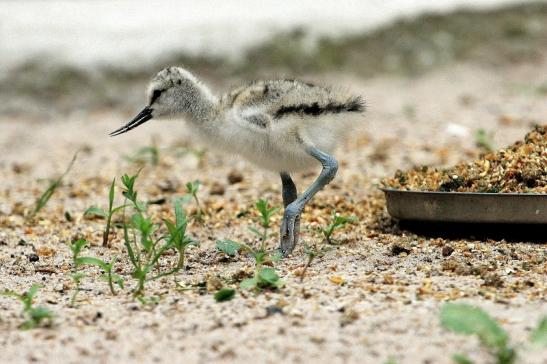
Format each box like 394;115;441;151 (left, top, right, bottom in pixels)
0;57;546;364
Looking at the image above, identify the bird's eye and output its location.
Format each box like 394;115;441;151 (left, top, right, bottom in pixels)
150;89;162;104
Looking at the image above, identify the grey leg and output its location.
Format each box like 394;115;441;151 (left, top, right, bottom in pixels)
280;146;338;256
280;172;301;252
280;172;297;207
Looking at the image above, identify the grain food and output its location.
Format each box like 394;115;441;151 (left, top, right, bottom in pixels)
382;125;547;193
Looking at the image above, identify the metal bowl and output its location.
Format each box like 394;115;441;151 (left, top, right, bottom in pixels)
381;188;547;224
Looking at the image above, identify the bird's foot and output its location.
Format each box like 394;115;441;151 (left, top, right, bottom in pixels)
279;207;301;256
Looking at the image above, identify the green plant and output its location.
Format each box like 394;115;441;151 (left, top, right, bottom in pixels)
475;129;494;152
320;211;357;244
216;239;242;256
248;199;279;250
69;273;85;307
120;173;197;296
441;303;515;364
84;178;127;246
29;152;78;219
75;256;124;296
216;239;283;291
163;197;199;269
300;243;331;283
214;288;236;302
185;180;204;220
1;284;54;329
68;238;87;306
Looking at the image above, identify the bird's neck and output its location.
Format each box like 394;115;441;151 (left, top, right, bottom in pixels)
176;82;219;125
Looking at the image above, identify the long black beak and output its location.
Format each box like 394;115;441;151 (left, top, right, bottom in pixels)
110;107;154;136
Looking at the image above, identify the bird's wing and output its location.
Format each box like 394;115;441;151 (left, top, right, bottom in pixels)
224;80;364;125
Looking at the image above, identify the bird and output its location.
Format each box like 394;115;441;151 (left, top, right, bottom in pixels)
110;67;365;256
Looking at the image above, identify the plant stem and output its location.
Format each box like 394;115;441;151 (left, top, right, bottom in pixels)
70;281;80;307
300;255;315;283
177;248;185;269
107;271;116;295
103;215;112;246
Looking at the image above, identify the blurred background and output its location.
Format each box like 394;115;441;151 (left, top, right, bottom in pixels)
1;0;546;120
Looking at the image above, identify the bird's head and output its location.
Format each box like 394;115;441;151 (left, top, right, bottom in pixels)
110;67;212;136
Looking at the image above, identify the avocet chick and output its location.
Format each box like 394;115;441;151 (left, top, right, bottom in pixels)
110;67;365;256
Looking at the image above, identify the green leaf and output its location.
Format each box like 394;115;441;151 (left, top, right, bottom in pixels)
531;317;547;346
108;178;116;210
257;268;283;288
441;304;508;349
248;226;263;238
75;257;109;271
31;152;78;217
84;206;108;218
214;288;236;302
185;180;201;195
174;198;187;229
99;273;124;290
70;238;88;257
163;219;177;239
110;274;125;289
29;306;54;321
216;240;242;256
71;272;85;282
111;205;128;214
0;290;22;300
26;284;42;301
20;305;54;330
452;353;474;364
240;278;257;290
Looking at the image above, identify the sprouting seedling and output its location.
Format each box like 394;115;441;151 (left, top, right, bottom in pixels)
68;238;87;306
441;303;516;364
75;256;124;296
185;180;204;220
70;272;85;307
84;178;127;246
120;172;197;297
69;238;87;263
248;199;279;250
321;211;357;244
29;152;78;219
475;129;494;153
121;170;146;212
163;197;199;269
1;284;54;330
300;243;331;283
216;239;283;291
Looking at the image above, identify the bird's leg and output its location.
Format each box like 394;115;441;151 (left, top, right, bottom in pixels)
280;146;338;256
280;172;298;207
280;172;301;251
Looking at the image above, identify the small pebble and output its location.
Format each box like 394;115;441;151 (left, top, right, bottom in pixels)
441;245;454;257
28;253;39;262
227;170;243;184
210;182;225;195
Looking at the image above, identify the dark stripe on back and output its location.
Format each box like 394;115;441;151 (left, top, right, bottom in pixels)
273;96;364;119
